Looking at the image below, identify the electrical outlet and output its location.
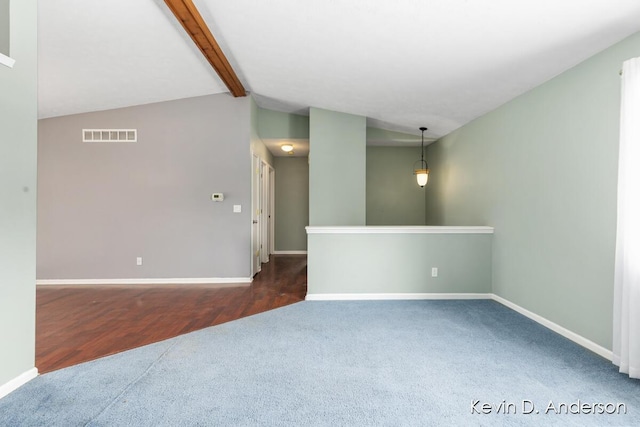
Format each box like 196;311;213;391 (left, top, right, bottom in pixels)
136;257;143;266
431;267;438;277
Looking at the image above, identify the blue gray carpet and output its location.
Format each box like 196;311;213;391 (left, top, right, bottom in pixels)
0;300;638;426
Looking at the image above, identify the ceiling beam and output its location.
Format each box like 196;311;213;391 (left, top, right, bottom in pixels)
164;0;246;97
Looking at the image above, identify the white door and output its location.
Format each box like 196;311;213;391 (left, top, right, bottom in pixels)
251;154;261;275
260;162;273;263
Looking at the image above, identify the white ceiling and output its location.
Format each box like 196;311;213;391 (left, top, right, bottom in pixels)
39;0;640;141
38;0;229;119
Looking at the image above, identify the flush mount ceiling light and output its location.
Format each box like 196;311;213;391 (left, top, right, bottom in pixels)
281;144;294;153
413;127;429;187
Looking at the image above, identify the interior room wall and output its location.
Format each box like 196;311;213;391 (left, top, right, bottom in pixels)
274;157;309;252
0;0;9;57
37;94;253;281
250;97;273;166
309;107;366;226
257;107;309;139
425;31;640;349
366;146;426;225
307;232;492;295
0;0;37;389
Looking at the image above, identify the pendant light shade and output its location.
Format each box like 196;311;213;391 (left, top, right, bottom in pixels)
413;127;429;187
416;169;429;186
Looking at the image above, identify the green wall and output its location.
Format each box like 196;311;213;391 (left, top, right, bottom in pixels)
251;98;274;166
425;31;640;349
367;127;424;144
259;107;425;227
257;107;309;139
307;232;492;295
0;0;37;387
309;107;366;225
274;157;309;251
366;146;426;225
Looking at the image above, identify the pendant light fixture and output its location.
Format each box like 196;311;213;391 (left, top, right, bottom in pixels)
414;127;429;187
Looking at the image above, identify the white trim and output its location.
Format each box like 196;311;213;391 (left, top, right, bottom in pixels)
0;53;16;68
0;368;37;400
305;226;494;234
251;152;261;276
36;277;252;286
491;294;613;361
261;161;274;264
269;168;275;256
272;251;308;255
305;293;492;301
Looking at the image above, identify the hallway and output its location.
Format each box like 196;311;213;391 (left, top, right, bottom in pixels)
36;255;307;373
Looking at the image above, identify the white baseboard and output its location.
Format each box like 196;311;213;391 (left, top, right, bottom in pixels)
305;293;492;301
491;294;613;361
272;251;307;255
0;368;38;400
37;277;252;286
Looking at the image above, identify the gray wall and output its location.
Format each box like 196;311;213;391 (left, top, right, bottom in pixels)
0;0;9;57
366;146;426;225
38;94;253;280
0;0;37;387
274;157;309;251
307;232;492;295
425;31;640;349
309;107;366;225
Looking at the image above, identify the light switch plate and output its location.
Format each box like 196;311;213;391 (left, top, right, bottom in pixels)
233;205;242;213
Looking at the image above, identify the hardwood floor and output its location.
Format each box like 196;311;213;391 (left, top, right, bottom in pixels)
36;255;307;373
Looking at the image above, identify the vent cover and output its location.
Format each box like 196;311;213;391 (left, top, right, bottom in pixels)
82;129;137;143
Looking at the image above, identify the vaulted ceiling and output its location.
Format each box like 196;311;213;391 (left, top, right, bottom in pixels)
38;0;640;140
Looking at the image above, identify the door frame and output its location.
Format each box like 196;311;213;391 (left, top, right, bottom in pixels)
261;161;274;264
251;153;261;276
269;166;275;256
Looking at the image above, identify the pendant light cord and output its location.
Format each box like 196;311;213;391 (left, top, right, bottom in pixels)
420;127;427;168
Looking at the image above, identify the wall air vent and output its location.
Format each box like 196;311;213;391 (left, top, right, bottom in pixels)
82;129;137;143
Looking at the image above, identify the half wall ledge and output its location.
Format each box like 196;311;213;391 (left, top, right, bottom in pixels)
305;225;494;295
305;226;494;234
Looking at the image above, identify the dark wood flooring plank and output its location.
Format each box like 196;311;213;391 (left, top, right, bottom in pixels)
36;255;307;373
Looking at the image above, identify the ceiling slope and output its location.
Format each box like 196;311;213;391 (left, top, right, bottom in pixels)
195;0;640;137
38;1;640;139
38;0;228;119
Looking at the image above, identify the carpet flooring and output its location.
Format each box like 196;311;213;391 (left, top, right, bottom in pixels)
0;300;638;426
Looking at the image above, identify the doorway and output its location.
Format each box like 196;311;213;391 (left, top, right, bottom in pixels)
251;154;275;276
